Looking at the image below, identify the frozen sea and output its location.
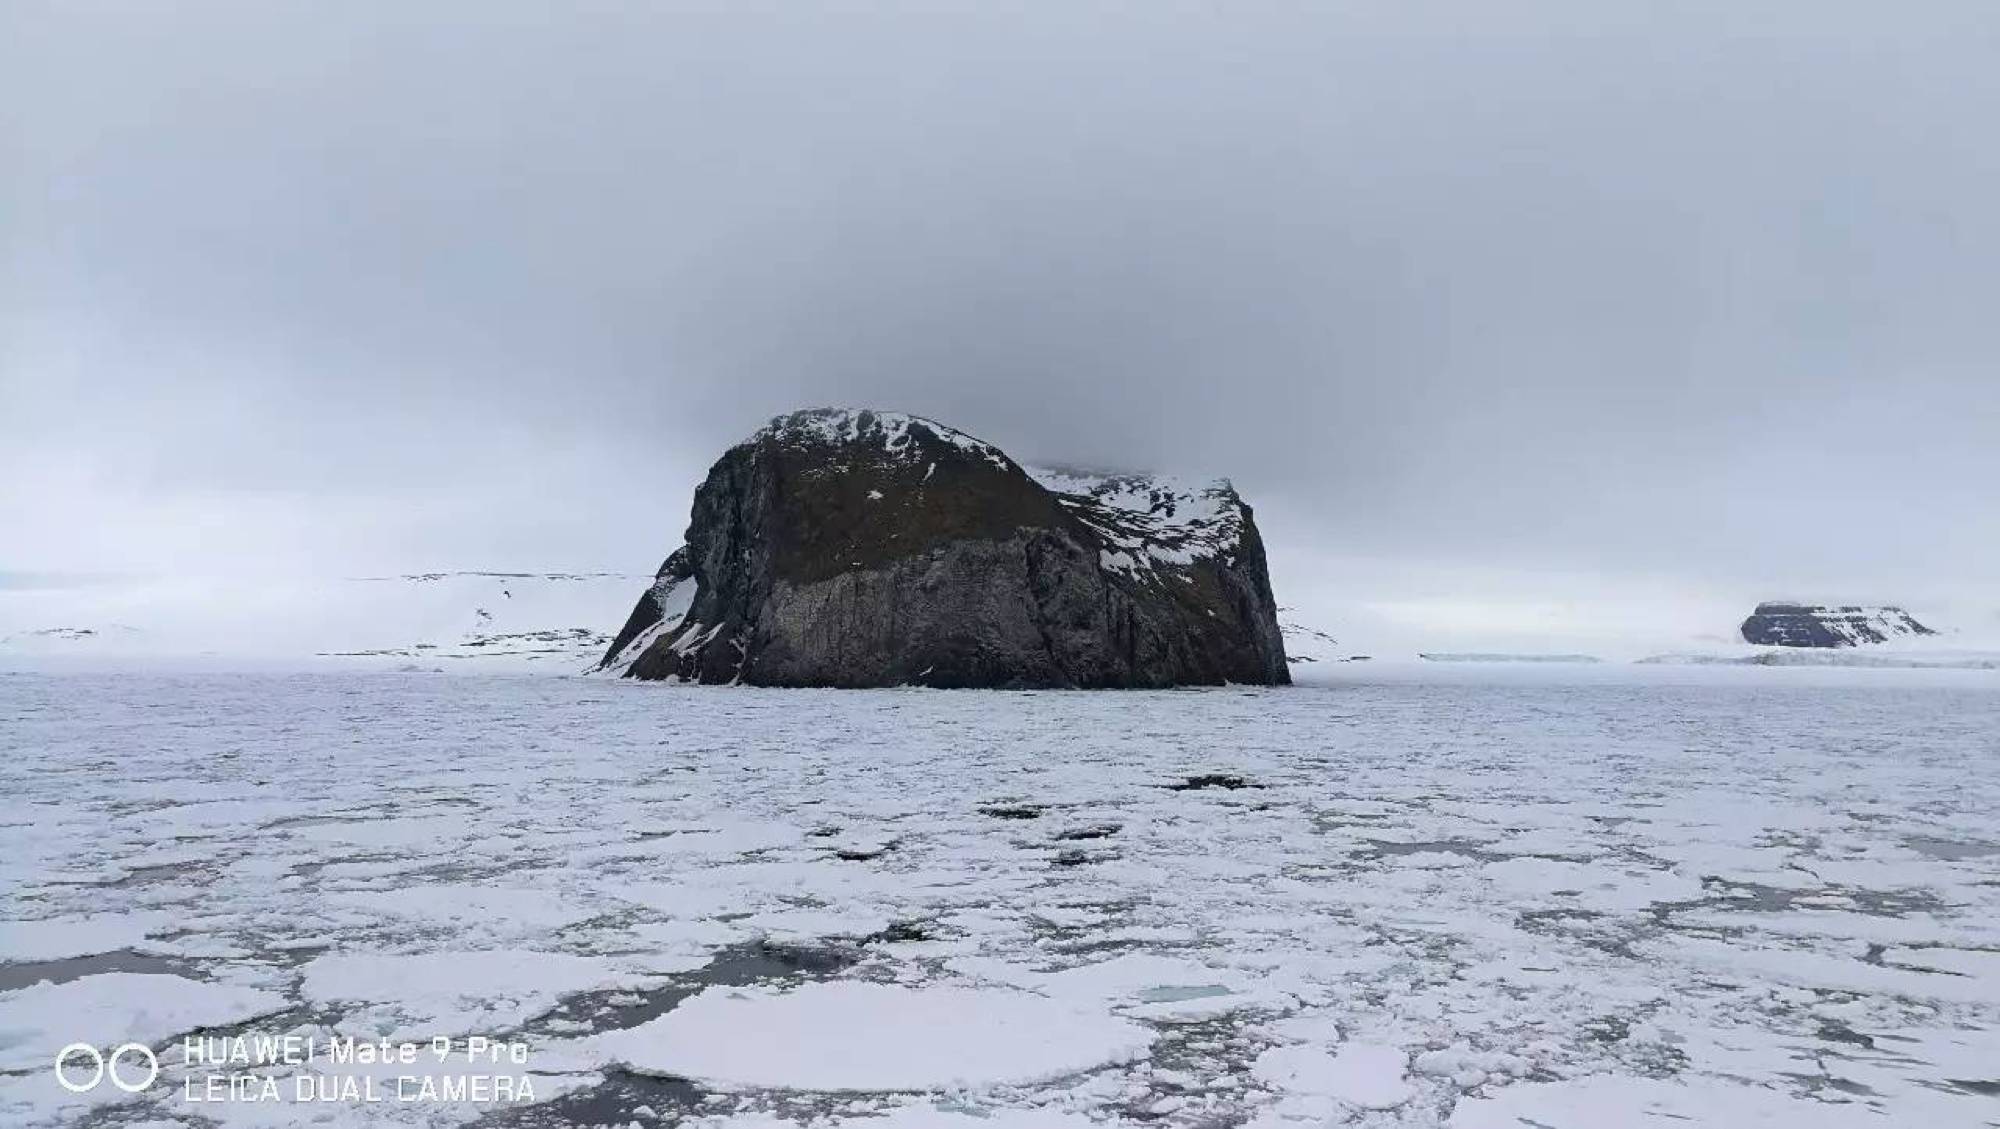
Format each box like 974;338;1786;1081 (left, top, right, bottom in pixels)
2;669;1997;1128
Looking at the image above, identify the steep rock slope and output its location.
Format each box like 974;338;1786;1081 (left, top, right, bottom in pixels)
1739;602;1938;648
598;409;1288;687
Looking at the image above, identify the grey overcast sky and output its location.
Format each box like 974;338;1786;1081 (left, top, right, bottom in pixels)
4;2;1997;611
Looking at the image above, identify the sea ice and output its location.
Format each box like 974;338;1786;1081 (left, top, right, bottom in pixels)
1252;1041;1414;1111
0;912;172;963
602;981;1154;1091
0;973;284;1072
299;949;641;1038
0;670;1994;1128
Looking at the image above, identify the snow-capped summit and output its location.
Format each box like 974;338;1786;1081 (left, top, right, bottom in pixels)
1026;466;1251;578
750;407;1018;472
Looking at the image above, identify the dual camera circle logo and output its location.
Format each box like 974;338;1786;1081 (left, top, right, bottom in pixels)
55;1043;158;1093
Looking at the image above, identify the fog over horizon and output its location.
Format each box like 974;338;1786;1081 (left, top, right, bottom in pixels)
5;2;1997;635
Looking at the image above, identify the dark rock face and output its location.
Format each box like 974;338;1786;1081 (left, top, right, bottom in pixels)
1739;602;1937;648
598;408;1289;687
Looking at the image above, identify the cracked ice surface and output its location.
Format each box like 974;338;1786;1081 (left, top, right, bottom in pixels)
0;670;1996;1127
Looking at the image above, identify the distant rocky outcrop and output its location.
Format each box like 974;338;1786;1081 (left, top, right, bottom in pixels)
597;408;1289;687
319;573;635;663
0;625;143;648
1277;612;1370;665
1739;602;1937;648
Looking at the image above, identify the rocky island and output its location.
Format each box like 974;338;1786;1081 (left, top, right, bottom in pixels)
1739;602;1938;648
597;408;1289;687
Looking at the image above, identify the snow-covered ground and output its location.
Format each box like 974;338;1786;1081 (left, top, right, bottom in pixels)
8;561;1996;675
3;669;1997;1127
0;572;640;670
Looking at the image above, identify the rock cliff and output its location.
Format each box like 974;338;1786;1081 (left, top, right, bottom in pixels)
597;409;1289;687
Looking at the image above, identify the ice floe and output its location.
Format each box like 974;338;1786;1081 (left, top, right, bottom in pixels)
601;981;1153;1091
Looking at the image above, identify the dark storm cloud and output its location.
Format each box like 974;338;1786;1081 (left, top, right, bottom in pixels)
4;2;1996;600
